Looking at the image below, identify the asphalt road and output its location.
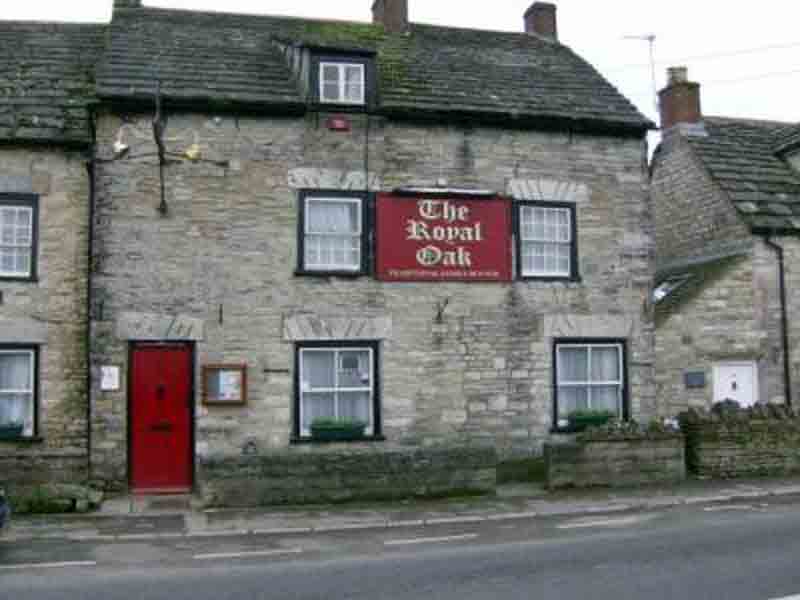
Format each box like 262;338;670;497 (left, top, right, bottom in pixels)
3;499;800;600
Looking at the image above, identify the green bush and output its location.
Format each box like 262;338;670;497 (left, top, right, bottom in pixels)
310;418;367;430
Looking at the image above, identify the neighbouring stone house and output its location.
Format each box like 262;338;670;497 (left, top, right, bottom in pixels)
652;67;800;415
0;23;104;486
2;0;655;499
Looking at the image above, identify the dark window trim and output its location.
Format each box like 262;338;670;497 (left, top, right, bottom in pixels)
551;338;629;433
0;343;40;440
309;53;377;111
296;189;372;277
0;193;39;282
293;340;382;442
514;200;579;282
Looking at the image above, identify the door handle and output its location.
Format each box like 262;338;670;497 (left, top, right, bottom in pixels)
151;421;173;432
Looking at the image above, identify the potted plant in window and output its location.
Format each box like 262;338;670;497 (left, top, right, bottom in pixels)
0;421;24;440
310;418;367;442
566;410;616;432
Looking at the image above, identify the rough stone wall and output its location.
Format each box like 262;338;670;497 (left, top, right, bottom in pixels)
544;434;685;489
651;132;752;268
652;132;790;414
654;255;776;414
681;406;800;478
0;147;89;485
198;444;497;507
90;109;654;489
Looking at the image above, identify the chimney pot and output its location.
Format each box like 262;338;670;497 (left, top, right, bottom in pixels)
372;0;408;33
659;66;703;132
524;2;558;41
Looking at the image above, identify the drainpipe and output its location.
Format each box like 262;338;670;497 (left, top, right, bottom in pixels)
764;235;792;406
85;110;98;482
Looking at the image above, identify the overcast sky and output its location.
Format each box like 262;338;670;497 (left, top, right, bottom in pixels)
3;0;799;128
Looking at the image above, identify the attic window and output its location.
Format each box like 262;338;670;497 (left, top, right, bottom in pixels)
653;274;692;303
319;62;366;105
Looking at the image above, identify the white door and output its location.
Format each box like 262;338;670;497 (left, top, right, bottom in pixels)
713;362;758;407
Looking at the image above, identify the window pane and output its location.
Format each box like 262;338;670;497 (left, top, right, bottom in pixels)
0;353;32;391
338;350;370;388
16;209;31;228
558;386;588;419
1;251;14;273
301;392;335;431
322;64;339;83
591;347;620;382
307;201;359;234
16;250;30;275
559;347;588;382
344;65;364;102
1;225;13;244
0;392;33;434
322;82;340;101
338;391;371;423
591;385;621;415
302;351;335;389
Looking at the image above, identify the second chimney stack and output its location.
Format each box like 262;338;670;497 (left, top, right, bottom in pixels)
524;3;558;41
372;0;408;33
659;66;702;132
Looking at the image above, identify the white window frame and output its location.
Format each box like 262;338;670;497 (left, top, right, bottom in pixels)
519;204;573;278
556;343;624;422
298;347;375;437
303;196;363;272
0;348;36;437
0;205;34;278
319;62;366;105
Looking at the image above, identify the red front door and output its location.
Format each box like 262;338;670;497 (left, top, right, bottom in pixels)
130;344;193;492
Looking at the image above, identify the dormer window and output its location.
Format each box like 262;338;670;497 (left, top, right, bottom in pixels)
320;62;365;105
310;52;374;109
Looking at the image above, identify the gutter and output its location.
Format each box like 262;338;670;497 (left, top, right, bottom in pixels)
764;235;792;407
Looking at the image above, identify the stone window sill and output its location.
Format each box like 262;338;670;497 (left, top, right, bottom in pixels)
0;436;43;444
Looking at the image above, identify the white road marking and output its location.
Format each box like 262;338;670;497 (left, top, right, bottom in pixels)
767;595;800;600
703;504;754;512
557;515;648;530
384;533;479;546
193;548;303;561
0;561;97;571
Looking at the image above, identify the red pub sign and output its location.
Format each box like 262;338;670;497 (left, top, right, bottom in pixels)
376;193;512;282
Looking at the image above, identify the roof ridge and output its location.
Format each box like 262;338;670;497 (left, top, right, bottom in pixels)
704;115;794;128
0;20;106;28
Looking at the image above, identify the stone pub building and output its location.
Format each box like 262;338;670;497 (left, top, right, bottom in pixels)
1;0;655;503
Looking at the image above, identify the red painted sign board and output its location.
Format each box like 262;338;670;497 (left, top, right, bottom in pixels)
376;193;512;282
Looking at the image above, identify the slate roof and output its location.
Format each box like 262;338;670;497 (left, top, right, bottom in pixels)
0;22;106;145
654;252;747;322
775;124;800;155
93;5;651;132
0;5;652;145
687;117;800;232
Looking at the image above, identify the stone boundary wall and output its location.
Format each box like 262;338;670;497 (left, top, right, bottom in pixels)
198;445;497;507
0;451;87;490
544;434;686;489
681;406;800;478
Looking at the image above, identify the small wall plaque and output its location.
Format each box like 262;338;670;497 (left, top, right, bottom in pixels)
203;364;247;406
100;366;120;391
684;371;706;389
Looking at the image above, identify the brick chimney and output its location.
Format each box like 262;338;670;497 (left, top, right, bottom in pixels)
372;0;408;33
659;66;703;132
524;3;558;41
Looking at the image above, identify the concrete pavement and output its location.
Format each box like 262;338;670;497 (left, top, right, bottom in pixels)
5;476;800;543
